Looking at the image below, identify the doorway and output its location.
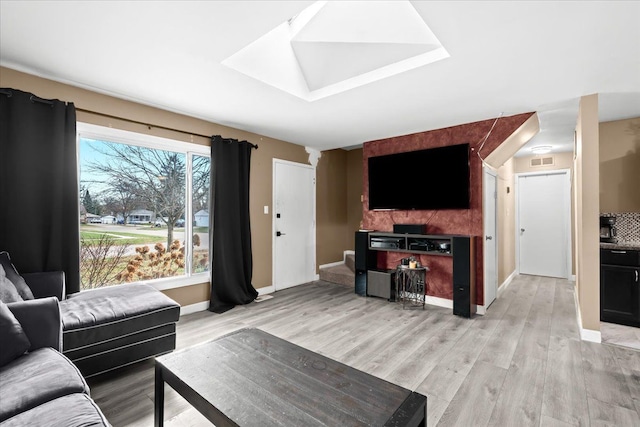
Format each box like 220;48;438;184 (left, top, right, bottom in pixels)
483;167;498;308
516;170;571;278
272;159;316;290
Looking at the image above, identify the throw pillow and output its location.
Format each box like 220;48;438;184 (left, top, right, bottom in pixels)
0;264;22;303
0;251;34;300
0;300;31;367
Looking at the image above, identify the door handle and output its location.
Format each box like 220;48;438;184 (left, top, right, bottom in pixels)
520;228;525;233
611;250;627;254
276;231;286;237
636;270;638;283
485;236;492;240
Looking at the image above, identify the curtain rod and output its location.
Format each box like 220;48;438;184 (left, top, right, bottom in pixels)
75;107;212;139
75;107;258;149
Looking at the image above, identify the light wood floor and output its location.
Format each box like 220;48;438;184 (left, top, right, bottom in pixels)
88;275;640;426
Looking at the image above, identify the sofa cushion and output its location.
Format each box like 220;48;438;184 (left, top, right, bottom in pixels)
0;393;110;427
0;265;22;303
0;301;30;367
0;252;34;301
61;283;180;351
0;348;89;422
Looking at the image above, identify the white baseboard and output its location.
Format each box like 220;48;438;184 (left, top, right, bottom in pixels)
426;295;453;310
570;274;576;282
344;250;355;256
180;300;209;316
314;274;320;281
319;260;345;269
498;270;517;298
257;285;275;295
476;305;486;315
572;286;601;343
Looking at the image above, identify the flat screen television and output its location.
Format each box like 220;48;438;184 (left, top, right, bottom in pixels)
368;143;470;210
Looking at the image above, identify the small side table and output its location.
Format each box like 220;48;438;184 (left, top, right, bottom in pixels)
396;265;429;309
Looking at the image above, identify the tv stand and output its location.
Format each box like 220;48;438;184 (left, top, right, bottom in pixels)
365;232;476;317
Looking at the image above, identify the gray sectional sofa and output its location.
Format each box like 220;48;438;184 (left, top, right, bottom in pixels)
0;297;111;426
1;251;181;378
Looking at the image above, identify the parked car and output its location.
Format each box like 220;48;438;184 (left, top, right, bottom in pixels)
175;219;185;227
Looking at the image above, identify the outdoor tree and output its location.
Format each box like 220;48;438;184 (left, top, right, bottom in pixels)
88;143;209;249
99;181;143;223
82;188;99;215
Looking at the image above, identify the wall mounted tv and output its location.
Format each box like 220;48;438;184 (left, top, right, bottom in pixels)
368;143;470;210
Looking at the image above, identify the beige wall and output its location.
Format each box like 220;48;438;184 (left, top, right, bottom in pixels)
1;67;345;305
599;117;640;213
496;159;516;286
514;151;574;173
574;94;600;332
316;149;349;268
346;149;364;243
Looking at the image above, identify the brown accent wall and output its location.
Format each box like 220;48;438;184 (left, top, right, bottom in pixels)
497;159;515;287
316;149;349;269
574;94;600;332
362;113;534;305
599;117;640;213
0;66;312;304
347;149;364;241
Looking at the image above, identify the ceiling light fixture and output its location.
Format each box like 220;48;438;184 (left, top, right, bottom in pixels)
531;145;552;155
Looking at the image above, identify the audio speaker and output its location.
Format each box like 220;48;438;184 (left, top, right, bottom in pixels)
393;224;426;235
452;236;476;318
355;231;377;296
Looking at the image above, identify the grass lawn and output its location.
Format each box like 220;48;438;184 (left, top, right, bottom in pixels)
80;230;164;246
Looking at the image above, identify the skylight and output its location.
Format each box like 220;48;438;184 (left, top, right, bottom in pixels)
222;1;449;102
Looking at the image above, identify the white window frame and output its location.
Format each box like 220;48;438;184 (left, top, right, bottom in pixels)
77;122;210;291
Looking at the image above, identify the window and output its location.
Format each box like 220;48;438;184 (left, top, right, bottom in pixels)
78;123;210;291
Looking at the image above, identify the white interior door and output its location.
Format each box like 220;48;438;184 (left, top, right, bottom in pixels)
517;171;570;278
273;159;316;290
483;168;498;308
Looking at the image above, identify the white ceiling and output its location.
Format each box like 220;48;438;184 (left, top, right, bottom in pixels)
1;1;639;156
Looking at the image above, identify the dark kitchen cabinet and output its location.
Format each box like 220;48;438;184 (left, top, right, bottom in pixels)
601;249;640;327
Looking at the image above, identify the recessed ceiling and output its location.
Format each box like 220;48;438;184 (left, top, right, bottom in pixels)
223;1;449;101
1;1;639;153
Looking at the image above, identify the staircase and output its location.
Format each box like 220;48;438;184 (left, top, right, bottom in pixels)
319;253;355;287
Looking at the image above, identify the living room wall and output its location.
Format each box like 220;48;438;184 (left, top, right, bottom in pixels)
599;116;640;213
496;158;515;287
1;66;349;307
347;149;364;236
362;113;534;306
316;149;349;269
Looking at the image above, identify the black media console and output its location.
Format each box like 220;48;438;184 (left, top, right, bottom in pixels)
354;231;476;317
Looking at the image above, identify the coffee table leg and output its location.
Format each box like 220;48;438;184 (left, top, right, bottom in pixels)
155;363;164;427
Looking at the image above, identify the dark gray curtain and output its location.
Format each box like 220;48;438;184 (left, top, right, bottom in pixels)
209;136;258;313
0;88;80;294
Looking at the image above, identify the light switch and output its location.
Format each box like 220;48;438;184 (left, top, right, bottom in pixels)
264;205;269;214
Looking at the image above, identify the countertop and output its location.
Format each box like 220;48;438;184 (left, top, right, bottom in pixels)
601;242;640;251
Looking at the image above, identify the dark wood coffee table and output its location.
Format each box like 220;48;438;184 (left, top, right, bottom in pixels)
155;328;426;426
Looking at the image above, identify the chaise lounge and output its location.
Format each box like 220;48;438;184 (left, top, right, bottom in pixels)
1;251;181;377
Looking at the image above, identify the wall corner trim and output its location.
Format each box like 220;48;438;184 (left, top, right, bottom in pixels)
305;146;321;168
